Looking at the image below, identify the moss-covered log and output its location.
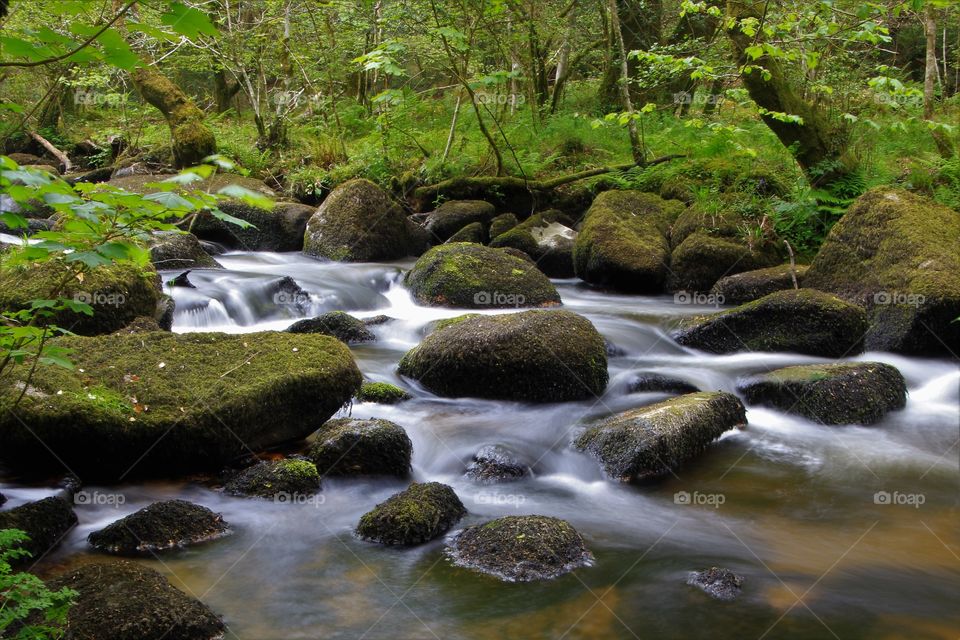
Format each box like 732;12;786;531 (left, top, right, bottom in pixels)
130;65;216;168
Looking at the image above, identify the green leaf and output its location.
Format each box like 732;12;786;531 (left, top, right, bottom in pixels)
209;208;254;229
216;185;274;210
161;2;219;40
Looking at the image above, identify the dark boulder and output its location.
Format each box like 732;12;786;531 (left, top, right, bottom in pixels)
687;567;744;601
87;499;229;554
356;482;465;545
627;373;700;394
0;497;77;566
148;231;221;270
711;264;808;304
224;458;321;499
465;445;529;483
309;418;412;477
424;200;497;242
286;311;375;344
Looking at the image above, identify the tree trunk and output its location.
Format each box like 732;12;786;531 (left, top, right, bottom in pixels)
131;65;217;168
213;69;240;113
923;4;954;157
598;0;662;110
726;0;850;187
609;0;644;163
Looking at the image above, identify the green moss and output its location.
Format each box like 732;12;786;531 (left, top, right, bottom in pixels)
446;515;592;582
805;187;960;354
572;190;683;292
87;499;229;554
0;259;162;335
574;392;746;481
446;221;487;244
674;288;868;357
356;382;411;404
225;458;321;498
356;482;466;545
404;243;560;308
668;232;779;292
488;213;519;239
711;263;808;304
309;418;412;477
738;361;907;425
399;310;608;402
0;331;362;478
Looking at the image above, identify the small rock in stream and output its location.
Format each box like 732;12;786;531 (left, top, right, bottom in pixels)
687;567;744;601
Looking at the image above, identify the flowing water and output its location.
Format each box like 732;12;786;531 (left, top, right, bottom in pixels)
2;251;958;639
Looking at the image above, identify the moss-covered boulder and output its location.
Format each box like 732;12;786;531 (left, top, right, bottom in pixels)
446;515;592;582
424;200;497;242
355;381;411;404
356;482;466;545
804;187;960;355
711;264;808;304
192;200;315;252
490;211;578;278
87;499;229;554
574;392;746;481
0;331;361;478
668;233;780;292
404;243;560;308
48;561;225;640
309;418;412;477
148;231;221;270
673;289;868;357
398;310;608;402
224;458;321;498
687;567;744;601
286;311;375;344
446;221;487;244
572;190;684;292
488;213;519;239
738;362;907;425
465;444;529;483
304;179;419;261
670;201;743;247
0;260;162;336
627;373;699;394
0;497;77;566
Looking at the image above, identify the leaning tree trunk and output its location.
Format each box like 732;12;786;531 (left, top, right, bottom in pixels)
131;65;216;168
726;0;851;188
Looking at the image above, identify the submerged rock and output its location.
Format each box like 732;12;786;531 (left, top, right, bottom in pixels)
573;190;683;292
355;382;411;404
148;231;221;270
286;311;376;344
48;561;225;640
446;515;592;582
673;289;868;357
398;310;608;402
687;567;744;601
425;200;497;242
804;187;960;355
711;263;808;304
575;392;746;481
627;373;700;395
88;499;229;554
0;497;77;566
738;361;907;425
304;178;420;261
464;445;530;483
0;331;361;478
356;482;465;545
224;458;321;498
309;418;412;477
405;243;560;308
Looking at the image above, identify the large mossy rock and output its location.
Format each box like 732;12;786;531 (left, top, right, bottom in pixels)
804;187;960;355
286;311;376;344
490;210;578;278
87;499;229;555
711;264;808;304
304;178;421;261
0;497;77;566
668;233;780;292
0;260;162;336
148;231;221;270
575;392;746;481
738;361;907;425
446;515;592;582
424;200;497;242
308;418;412;477
572;190;684;292
398;310;608;402
49;561;225;640
673;289;868;357
224;458;321;498
0;331;361;478
404;243;560;308
356;482;466;546
192;200;315;252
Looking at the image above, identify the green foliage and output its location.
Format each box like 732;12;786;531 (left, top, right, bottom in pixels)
0;529;76;639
